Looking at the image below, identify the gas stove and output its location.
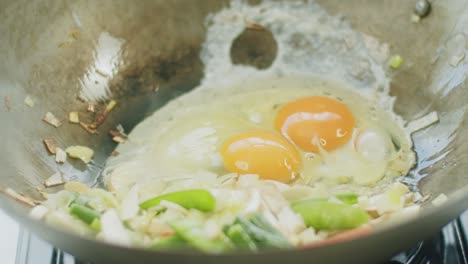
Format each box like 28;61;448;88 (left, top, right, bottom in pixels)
387;211;468;264
2;210;468;264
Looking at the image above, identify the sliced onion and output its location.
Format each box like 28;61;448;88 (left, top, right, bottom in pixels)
406;111;439;134
44;172;65;188
46;211;94;236
30;205;49;220
432;194;448;206
55;148;67;163
99;209;130;246
43;112;62;128
119;186;140;220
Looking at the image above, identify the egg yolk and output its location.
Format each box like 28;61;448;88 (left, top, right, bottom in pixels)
220;131;302;183
274;96;355;152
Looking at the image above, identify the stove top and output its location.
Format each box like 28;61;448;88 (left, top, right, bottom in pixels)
5;211;468;264
387;211;468;264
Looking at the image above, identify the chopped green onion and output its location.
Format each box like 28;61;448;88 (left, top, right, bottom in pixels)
151;235;189;251
390;55;404;69
291;200;370;230
105;100;117;113
140;189;216;212
335;193;359;205
90;218;101;231
70;203;101;225
170;220;232;253
223;223;258;251
235;213;292;249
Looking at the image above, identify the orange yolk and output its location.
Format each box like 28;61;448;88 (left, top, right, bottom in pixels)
274;96;355;152
220;131;302;183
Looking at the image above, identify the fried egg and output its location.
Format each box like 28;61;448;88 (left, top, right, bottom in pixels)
104;76;415;197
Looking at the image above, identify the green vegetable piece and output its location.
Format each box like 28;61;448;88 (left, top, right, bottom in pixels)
390;55;404;69
140;189;216;212
170;220;232;253
151;235;189;251
90;218;101;231
387;182;410;205
224;224;257;251
335;193;359;205
73;195;91;206
236;213;292;249
291;200;370;230
66;192;80;208
70;203;101;225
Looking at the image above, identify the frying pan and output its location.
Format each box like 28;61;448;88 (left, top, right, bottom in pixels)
0;0;468;263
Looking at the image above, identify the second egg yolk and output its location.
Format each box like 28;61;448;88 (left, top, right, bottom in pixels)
275;96;355;152
220;131;302;183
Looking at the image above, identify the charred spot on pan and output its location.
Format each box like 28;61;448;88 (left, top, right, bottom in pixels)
113;46;204;97
99;46;205;139
230;28;278;70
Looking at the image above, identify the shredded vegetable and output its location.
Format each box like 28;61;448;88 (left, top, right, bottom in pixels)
99;209;130;246
31;175;424;252
234;213;292;249
55;148;67;163
64;182;90;194
30;205;49;220
70;203;101;225
335;194;359;205
432;194;448;206
4;96;11;112
43;139;57;155
24;96;35;107
449;53;465;67
68;112;80;124
44;172;65;188
65;146;94;164
87;104;96;113
4;188;37;207
89;100;117;130
43;112;62;127
79;122;99;135
170;219;232;253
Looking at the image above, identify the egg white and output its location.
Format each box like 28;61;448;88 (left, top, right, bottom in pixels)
104;76;415;197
